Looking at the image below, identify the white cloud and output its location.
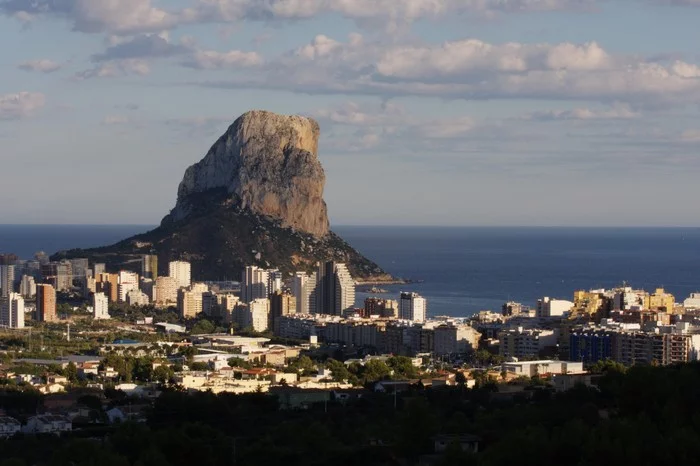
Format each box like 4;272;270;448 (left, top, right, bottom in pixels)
18;59;62;73
525;104;640;121
1;0;595;34
0;0;178;34
201;35;700;108
182;49;263;69
0;92;46;120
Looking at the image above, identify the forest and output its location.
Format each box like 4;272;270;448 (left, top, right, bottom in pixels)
1;361;700;466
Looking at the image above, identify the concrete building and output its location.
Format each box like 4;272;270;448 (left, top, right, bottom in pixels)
41;261;72;292
248;298;271;332
501;360;585;378
169;261;191;289
499;327;557;360
683;293;700;309
36;284;57;322
292;271;317;315
93;263;106;275
0;416;21;438
270;291;296;333
92;292;110;320
315;262;355;316
267;270;283;295
0;264;15;297
0;293;25;328
536;297;574;318
141;254;158;280
645;288;675;312
365;297;398;318
19;275;36;299
118;271;139;303
154;276;178;306
569;328;615;364
96;273;119;303
126;290;149;307
23;415;71;434
399;292;427;322
241;266;270;304
434;324;481;355
613;286;648;311
177;283;209;319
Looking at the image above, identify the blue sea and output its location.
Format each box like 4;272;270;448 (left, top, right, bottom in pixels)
2;225;700;317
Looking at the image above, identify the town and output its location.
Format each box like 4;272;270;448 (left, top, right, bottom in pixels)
0;252;700;456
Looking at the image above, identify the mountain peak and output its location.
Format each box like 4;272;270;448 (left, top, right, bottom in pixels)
165;109;328;238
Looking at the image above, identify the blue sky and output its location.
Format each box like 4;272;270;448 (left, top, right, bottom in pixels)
1;0;700;226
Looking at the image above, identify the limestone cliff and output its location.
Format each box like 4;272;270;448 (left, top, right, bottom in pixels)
164;110;329;238
54;110;392;282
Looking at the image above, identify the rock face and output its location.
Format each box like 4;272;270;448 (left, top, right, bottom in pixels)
53;110;392;282
164;110;329;238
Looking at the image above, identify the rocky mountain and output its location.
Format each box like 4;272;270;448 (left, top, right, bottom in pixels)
54;110;391;282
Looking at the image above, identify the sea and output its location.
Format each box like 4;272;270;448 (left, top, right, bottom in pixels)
2;225;700;318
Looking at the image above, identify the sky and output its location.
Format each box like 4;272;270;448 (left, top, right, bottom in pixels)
1;0;700;227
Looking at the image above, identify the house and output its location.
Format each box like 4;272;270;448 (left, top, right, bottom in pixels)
106;405;148;424
37;383;66;394
23;415;72;434
47;375;68;384
552;373;594;392
0;417;21;438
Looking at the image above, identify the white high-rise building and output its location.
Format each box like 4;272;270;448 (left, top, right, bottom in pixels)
293;272;317;315
19;275;36;299
315;262;355;315
93;292;110;320
241;266;270;304
126;290;150;307
239;298;270;332
1;293;25;328
118;271;139;303
169;261;192;289
399;292;427;322
0;265;15;298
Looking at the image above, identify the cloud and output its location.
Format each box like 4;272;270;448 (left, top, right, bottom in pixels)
84;32;262;75
0;0;178;34
75;58;151;79
524;104;640;121
181;49;263;69
0;92;46;120
198;35;700;108
92;32;188;61
1;0;595;35
17;59;62;73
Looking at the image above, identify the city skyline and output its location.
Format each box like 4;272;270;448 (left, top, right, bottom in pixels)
2;1;700;226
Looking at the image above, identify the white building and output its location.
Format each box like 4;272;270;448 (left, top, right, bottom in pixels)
0;293;25;328
19;275;36;299
501;360;585;378
235;298;270;332
23;415;72;434
293;271;317;315
499;327;557;360
434;324;481;355
117;271;139;303
536;297;574;318
169;261;192;289
178;283;209;318
93;292;110;320
242;266;270;304
399;292;427;322
127;290;150;307
684;293;700;309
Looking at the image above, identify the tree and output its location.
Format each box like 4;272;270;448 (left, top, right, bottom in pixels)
189;362;209;371
387;356;419;379
227;357;251;369
288;355;316;375
362;360;392;383
65;362;78;383
455;371;467;387
191;320;215;335
326;359;350;382
152;365;175;384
